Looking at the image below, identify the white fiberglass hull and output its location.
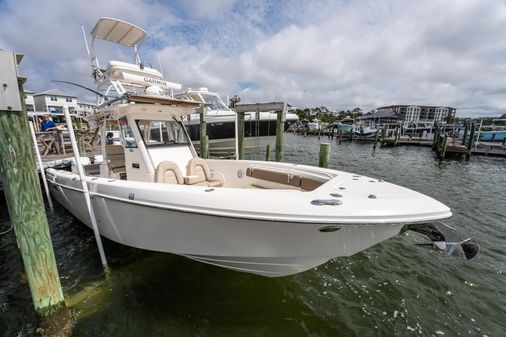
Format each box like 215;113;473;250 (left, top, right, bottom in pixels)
46;161;451;277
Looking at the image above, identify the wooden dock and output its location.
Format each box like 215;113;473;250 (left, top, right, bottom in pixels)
381;136;433;147
473;142;506;157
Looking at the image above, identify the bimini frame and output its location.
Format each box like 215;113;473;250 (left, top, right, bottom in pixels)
90;17;147;74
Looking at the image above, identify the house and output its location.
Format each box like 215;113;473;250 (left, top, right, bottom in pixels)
77;100;96;116
24;90;35;111
33;90;78;114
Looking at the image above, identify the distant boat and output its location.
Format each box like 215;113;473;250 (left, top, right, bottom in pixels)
176;88;298;155
353;125;377;137
479;130;506;142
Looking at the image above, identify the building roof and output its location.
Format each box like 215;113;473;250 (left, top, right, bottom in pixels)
358;109;402;120
24;89;34;94
34;89;77;97
378;104;455;110
77;100;96;106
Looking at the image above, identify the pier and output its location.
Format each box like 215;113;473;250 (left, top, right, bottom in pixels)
294;121;506;158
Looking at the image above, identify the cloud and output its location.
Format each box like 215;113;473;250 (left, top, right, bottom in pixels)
1;0;505;117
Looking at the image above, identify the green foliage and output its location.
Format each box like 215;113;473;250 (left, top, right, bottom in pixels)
294;106;364;123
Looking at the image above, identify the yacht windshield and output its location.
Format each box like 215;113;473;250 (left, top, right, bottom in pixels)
136;120;189;146
201;94;227;110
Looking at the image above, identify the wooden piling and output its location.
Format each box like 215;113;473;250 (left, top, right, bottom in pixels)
373;129;380;149
199;107;208;159
441;134;448;158
201;135;209;159
467;122;476;159
394;123;400;146
275;105;286;162
380;125;387;146
265;144;270;161
432;124;439;150
0;51;67;325
461;121;469;146
237;111;245;160
319;143;330;168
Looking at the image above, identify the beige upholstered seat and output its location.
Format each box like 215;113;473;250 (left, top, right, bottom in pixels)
155;161;184;184
185;158;224;187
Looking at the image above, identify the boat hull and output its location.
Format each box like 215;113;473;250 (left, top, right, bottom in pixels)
48;177;404;277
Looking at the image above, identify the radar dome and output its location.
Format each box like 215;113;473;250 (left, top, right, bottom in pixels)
145;85;164;96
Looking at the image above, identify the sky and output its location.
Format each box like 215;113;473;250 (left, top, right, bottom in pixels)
1;0;505;118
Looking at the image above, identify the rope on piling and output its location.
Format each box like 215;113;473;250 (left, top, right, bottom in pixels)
0;223;13;236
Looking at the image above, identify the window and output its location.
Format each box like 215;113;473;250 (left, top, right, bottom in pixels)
66;97;73;102
50;96;57;101
136;119;189;147
119;117;137;148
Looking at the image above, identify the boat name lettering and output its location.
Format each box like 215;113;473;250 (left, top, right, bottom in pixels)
143;78;168;86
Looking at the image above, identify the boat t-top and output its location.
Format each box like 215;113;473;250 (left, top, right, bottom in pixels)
46;17;478;277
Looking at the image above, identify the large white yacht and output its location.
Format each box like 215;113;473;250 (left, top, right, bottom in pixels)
45;18;478;277
175;87;298;156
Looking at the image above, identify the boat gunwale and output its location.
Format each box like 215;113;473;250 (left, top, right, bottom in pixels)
47;170;452;225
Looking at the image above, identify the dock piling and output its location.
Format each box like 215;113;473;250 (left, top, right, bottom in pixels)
265;144;271;161
373;128;380;149
199;107;209;159
466;122;476;159
462;121;469;146
237;111;245;160
0;50;68;329
319;143;330;168
275;104;286;162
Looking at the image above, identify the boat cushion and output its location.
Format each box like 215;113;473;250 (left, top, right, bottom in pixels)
105;145;126;177
186;158;224;187
155;161;184;184
246;167;324;191
300;177;324;191
246;167;290;185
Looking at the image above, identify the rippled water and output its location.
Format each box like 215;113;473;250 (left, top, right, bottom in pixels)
1;134;505;336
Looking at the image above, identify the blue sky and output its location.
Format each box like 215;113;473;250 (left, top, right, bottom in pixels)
1;0;506;117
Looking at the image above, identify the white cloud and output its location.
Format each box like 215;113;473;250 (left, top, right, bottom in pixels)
1;0;505;117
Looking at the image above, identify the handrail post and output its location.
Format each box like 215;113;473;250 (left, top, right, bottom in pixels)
63;106;108;270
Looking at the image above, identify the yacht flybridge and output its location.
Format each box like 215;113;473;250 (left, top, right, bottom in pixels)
46;17;478;277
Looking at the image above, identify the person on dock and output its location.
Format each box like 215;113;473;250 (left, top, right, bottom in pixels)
40;114;57;132
39;114;60;154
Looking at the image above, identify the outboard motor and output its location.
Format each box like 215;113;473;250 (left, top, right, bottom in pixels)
404;222;479;260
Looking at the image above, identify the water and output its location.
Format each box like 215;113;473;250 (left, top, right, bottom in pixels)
1;134;505;336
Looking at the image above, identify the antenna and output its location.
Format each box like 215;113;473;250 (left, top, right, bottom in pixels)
158;55;164;78
81;25;91;58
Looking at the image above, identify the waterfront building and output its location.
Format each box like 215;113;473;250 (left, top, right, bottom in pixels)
24;90;35;111
357;109;402;125
33;90;78;114
377;105;456;126
77;100;96;116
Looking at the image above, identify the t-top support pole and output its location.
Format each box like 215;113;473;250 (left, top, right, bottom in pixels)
63;106;108;269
